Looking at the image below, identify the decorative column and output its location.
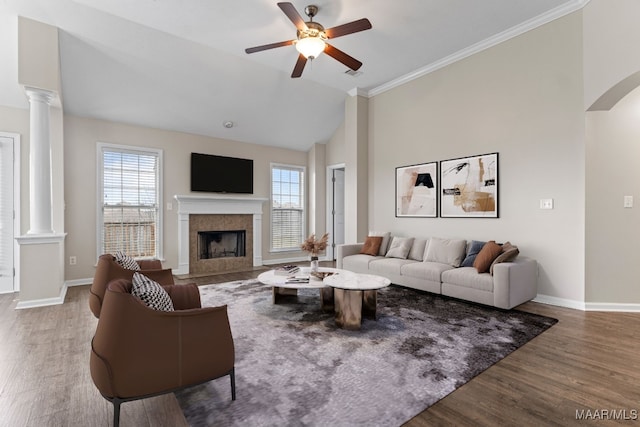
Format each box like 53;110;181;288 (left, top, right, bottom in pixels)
25;87;55;235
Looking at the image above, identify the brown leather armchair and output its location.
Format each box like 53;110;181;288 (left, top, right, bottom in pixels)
90;278;235;427
89;254;176;318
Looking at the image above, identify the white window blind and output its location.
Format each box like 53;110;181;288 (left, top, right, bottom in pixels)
271;164;305;251
98;144;162;259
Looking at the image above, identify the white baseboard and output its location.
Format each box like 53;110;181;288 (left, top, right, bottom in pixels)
533;294;586;311
65;278;92;287
534;294;640;312
584;302;640;312
262;256;329;266
15;283;68;309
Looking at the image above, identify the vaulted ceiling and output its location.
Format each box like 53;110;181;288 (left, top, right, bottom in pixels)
0;0;587;151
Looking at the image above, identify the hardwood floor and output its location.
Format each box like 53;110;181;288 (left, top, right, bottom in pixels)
1;268;638;426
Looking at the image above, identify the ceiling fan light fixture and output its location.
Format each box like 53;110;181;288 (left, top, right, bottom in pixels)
295;36;326;59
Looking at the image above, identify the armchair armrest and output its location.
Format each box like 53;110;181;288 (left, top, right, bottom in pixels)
336;243;364;269
164;283;201;310
139;268;175;287
137;259;162;270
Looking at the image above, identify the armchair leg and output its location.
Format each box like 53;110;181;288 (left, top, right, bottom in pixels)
230;368;236;401
112;398;122;427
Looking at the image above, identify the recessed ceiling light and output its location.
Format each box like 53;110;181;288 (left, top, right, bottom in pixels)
223;121;234;128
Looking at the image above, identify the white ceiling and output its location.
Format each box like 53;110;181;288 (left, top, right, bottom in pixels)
0;0;586;151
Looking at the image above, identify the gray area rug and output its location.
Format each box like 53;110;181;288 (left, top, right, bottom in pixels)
175;280;556;426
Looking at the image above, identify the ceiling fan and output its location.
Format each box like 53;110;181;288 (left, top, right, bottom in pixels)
245;2;372;78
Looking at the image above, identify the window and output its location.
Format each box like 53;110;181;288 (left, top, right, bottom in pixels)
271;164;305;251
97;143;163;259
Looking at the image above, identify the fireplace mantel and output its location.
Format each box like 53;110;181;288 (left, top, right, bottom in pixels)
174;194;267;275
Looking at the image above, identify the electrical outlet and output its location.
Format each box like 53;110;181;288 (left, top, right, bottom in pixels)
69;256;77;265
624;195;633;208
540;199;554;209
167;202;173;211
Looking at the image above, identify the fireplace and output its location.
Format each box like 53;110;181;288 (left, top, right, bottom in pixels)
174;195;267;275
198;230;246;260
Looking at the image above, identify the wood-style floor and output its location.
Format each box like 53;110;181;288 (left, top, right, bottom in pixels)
1;267;639;426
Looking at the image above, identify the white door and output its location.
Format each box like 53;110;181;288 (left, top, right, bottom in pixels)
0;135;14;293
332;168;345;259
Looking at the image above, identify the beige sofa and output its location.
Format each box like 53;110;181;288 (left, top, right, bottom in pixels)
336;235;538;309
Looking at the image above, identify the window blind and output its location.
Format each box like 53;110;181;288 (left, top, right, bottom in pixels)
271;165;304;251
100;147;160;258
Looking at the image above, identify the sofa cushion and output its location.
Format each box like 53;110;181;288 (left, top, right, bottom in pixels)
442;267;494;292
342;254;382;272
385;237;414;259
114;251;140;271
473;241;503;273
424;237;467;267
370;258;416;276
461;240;486;267
369;231;391;256
360;236;383;256
401;261;454;282
489;242;520;274
131;272;174;311
408;238;428;261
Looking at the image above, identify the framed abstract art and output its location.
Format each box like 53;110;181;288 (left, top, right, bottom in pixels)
395;162;438;217
440;153;499;218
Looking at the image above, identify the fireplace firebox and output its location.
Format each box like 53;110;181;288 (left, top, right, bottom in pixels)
197;230;246;260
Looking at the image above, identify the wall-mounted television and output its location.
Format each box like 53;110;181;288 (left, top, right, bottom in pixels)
190;152;253;194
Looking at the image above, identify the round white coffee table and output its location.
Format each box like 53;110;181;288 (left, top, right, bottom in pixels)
257;266;343;311
323;271;391;330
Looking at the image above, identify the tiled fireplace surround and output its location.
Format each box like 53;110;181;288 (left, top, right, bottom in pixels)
174;195;267;275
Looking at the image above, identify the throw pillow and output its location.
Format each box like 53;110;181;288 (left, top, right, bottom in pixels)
408;238;428;261
131;272;174;311
461;240;486;267
114;251;140;271
473;241;503;273
424;237;467;267
360;236;383;256
490;242;520;275
368;231;391;256
385;237;415;259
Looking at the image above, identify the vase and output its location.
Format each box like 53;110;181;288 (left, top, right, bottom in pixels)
310;256;319;273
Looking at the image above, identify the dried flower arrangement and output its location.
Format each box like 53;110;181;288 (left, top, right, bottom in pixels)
300;233;329;257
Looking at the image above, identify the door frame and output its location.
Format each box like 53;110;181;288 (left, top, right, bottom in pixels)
325;163;345;261
0;132;21;293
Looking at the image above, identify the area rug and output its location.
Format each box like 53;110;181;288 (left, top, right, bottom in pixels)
175;280;557;427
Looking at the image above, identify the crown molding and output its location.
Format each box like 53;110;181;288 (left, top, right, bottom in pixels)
367;0;591;98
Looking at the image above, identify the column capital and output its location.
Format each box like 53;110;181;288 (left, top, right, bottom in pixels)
24;86;56;105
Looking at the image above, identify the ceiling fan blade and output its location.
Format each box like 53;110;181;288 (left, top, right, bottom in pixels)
278;2;307;31
245;40;294;54
291;54;307;78
324;44;363;71
325;18;372;39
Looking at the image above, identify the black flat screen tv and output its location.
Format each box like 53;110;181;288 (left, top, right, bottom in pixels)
190;153;253;194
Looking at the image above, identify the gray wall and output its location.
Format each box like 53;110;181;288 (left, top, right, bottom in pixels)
366;12;586;304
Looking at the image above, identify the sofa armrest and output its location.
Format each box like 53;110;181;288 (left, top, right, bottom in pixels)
492;256;538;309
336;243;364;269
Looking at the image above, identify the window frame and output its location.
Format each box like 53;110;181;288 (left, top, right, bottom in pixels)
96;142;163;260
270;162;306;253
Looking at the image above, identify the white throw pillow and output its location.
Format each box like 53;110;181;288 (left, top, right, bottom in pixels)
368;231;391;256
408;238;428;261
131;272;174;311
385;237;415;259
424;237;467;267
114;251;140;271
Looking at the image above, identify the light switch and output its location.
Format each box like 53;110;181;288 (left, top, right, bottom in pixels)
540;199;554;210
624;196;633;208
167;202;173;211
